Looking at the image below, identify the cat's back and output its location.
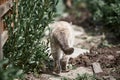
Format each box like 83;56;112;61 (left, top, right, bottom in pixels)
50;21;73;35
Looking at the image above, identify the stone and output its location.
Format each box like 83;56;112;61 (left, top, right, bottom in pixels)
92;62;103;74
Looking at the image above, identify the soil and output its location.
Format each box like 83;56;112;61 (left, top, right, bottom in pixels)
69;46;120;79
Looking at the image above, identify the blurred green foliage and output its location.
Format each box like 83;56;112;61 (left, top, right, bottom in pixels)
74;0;120;37
0;59;23;80
56;0;65;15
3;0;58;74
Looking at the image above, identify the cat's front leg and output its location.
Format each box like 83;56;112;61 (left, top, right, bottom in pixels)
54;59;61;74
61;55;70;72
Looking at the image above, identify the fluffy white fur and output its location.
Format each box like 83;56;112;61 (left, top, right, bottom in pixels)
49;21;74;74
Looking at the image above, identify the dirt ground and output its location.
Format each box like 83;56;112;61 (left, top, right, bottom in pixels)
69;46;120;80
25;22;120;80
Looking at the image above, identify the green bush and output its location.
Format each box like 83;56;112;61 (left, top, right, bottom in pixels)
3;0;58;73
75;0;120;37
0;59;23;80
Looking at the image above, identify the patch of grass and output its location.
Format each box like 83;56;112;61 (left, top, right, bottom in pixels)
61;73;98;80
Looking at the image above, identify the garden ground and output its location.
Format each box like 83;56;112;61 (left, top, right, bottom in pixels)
26;5;120;80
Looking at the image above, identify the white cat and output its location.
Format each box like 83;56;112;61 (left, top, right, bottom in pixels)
49;21;74;74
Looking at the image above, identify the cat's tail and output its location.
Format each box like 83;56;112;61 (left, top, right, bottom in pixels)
53;32;74;55
63;47;74;55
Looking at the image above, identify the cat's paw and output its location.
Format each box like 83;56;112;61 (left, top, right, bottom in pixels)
53;69;61;74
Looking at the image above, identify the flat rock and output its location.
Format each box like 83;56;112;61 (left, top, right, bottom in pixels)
92;62;103;74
